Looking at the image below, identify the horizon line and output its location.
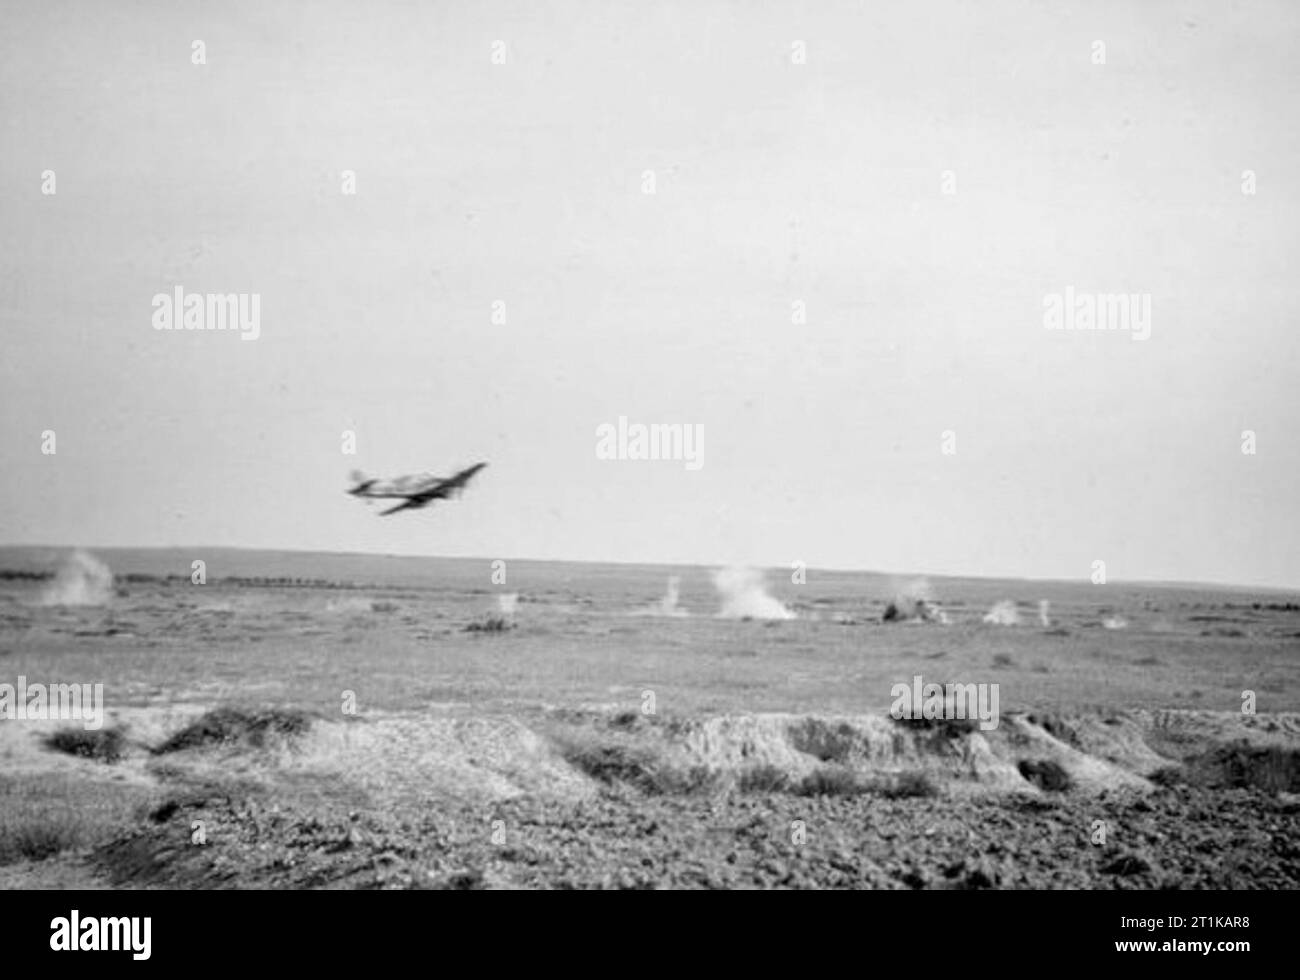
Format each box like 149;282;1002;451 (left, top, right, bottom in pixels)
1;541;1296;596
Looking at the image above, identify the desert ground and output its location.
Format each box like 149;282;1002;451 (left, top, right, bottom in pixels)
1;546;1297;889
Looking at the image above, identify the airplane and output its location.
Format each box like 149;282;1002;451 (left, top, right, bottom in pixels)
346;462;487;516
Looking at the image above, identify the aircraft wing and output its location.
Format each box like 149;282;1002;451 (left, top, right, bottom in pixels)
353;489;433;499
377;498;427;516
437;462;487;494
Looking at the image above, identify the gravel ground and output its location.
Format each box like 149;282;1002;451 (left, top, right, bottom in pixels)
89;780;1300;890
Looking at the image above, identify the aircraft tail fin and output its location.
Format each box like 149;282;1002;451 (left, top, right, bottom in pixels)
347;470;376;495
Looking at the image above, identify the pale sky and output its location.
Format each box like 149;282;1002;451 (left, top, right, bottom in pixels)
2;1;1298;588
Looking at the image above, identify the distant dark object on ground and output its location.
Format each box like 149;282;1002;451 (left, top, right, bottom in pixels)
44;727;126;763
465;616;515;633
153;707;312;754
883;597;947;624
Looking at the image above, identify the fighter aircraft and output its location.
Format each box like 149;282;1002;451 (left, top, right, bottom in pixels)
346;462;487;516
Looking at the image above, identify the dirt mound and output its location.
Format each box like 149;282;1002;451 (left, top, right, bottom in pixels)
107;704;1300;811
285;716;595;806
555;710;1185;798
1024;712;1170;774
153;708;313;754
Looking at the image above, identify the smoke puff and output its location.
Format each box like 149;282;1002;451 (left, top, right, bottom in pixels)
983;600;1020;626
647;576;689;617
882;578;948;623
40;550;113;607
713;567;794;621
